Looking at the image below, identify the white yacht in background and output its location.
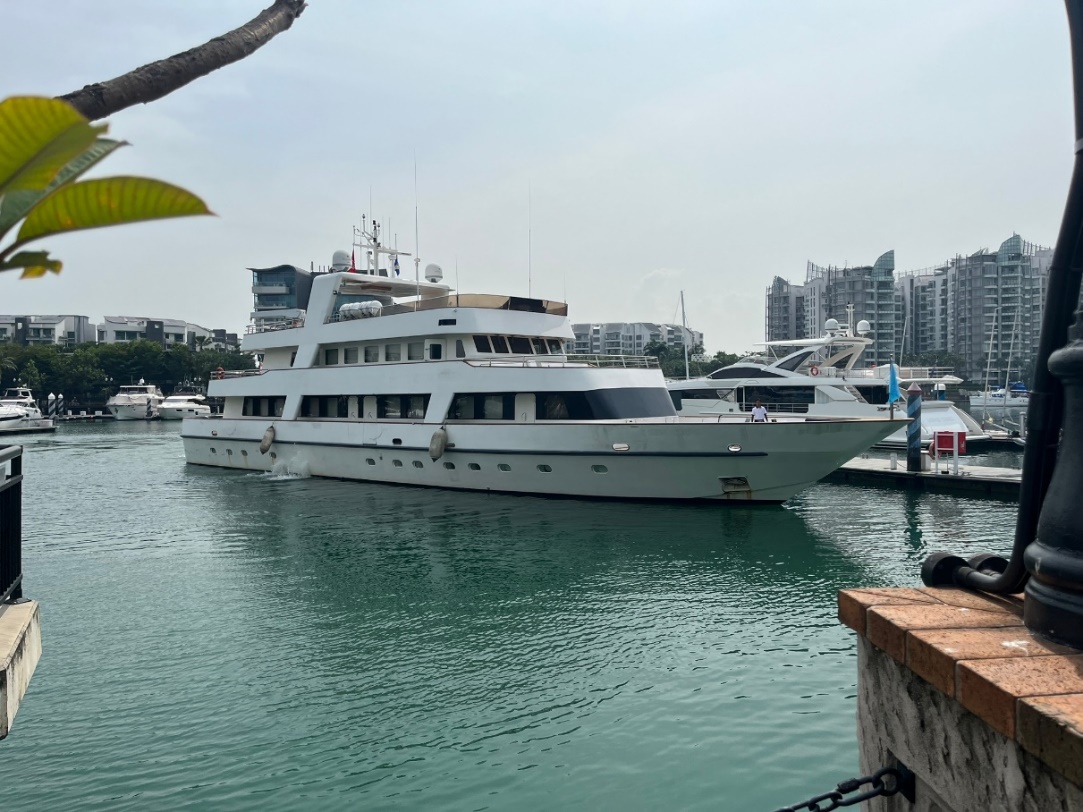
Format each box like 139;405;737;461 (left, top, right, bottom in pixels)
160;391;211;420
181;223;904;503
969;383;1030;409
0;387;55;435
106;381;165;421
669;317;988;449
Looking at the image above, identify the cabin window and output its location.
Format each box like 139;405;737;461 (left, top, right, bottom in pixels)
531;338;549;354
536;393;592;420
438;318;457;326
378;395;402;419
290;351;297;367
344;347;359;364
364;346;379;363
449;395;475;420
406;395;427;419
546;339;563;354
385;343;402;362
484;395;511;420
508;336;532;354
738;385;815;413
455;340;466;359
407;341;424;361
429;343;443;360
324;348;339;366
473;335;492;353
681;389;723;400
273;398;285;417
491;336;510;353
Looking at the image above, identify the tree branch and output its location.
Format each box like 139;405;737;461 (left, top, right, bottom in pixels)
57;0;308;122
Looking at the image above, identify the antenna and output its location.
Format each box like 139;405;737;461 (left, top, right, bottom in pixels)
680;290;690;380
455;256;460;294
528;183;532;299
414;157;421;303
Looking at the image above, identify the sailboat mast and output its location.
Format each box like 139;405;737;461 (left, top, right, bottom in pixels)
680;290;690;380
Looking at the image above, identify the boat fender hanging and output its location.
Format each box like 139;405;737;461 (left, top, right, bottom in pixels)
810;365;820;376
429;427;448;461
260;425;276;455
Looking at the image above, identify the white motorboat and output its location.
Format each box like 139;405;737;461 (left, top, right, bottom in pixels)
106;381;165;421
160;392;211;420
669;317;988;450
0;387;55;435
181;225;904;503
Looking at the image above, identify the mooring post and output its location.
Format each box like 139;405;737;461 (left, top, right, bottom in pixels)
906;383;923;472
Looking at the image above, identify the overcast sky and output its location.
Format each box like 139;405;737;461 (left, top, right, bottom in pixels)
0;0;1073;351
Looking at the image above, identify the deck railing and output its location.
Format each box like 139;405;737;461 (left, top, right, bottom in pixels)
467;354;659;369
0;445;23;604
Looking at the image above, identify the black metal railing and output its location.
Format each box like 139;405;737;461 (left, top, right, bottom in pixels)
0;445;23;604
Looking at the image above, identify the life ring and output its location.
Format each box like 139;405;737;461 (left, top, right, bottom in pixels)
809;365;820;377
214;367;225;380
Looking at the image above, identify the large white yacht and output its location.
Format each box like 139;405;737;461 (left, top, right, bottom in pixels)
106;381;165;421
181;228;904;503
0;387;55;435
669;318;988;449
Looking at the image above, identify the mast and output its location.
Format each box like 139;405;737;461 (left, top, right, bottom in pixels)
414;158;421;304
680;290;690;380
527;183;532;299
981;306;999;425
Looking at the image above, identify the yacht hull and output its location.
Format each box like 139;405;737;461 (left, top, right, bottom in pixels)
182;416;903;503
108;404;157;421
160;405;211;420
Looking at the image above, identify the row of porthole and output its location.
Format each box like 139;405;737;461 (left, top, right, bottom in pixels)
367;458;609;474
208;447;609;475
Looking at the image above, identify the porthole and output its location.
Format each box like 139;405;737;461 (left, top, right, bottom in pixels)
468;463;481;471
226;449;233;456
269;452;277;461
393;438;403;446
210;447;217;454
412;460;424;469
444;462;455;470
498;463;511;472
241;449;248;457
366;458;376;466
591;464;608;474
393;460;403;468
537;464;552;473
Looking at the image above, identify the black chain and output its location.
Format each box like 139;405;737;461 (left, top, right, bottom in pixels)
774;765;913;812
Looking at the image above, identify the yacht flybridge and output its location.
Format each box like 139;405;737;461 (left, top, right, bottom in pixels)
181;230;904;503
669;317;988;449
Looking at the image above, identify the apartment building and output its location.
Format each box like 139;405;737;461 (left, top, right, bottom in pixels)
570;323;704;356
0;315;96;347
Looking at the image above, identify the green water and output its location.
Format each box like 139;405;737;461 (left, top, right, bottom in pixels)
1;423;1018;810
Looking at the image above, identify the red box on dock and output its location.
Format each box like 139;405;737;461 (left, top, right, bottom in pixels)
933;431;967;456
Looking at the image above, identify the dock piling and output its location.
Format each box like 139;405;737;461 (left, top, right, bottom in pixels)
906;383;923;472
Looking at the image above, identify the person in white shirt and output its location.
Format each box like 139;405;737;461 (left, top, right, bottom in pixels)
750;399;768;423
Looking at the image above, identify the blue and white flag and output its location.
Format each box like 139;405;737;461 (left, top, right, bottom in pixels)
888;358;902;403
393;255;400;276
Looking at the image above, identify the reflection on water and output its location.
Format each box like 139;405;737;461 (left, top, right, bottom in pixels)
1;423;1018;811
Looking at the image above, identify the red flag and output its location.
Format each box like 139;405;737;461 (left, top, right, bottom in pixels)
350;249;357;272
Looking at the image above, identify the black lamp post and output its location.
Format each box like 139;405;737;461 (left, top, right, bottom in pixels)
921;0;1083;648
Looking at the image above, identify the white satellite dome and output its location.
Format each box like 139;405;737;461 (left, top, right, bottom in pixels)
331;250;351;272
856;319;871;335
424;263;444;283
824;318;840;332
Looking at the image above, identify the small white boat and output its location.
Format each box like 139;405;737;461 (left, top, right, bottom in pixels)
969;385;1030;409
106;381;165;421
0;388;56;435
160;392;211;420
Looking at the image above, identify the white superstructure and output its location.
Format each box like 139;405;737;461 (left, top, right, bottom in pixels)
106;382;165;421
670;318;988;449
181;227;904;503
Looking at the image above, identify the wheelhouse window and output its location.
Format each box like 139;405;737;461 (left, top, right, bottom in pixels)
473;335;492;353
491;336;510;353
546;339;564;354
455;340;466;358
508;336;531;354
531;338;549;354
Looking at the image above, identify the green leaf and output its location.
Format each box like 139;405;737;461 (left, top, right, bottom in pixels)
0;250;62;278
0;97;106;195
0;138;127;242
13;176;212;248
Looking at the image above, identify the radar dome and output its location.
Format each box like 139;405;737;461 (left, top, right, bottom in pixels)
824;318;840;332
856;319;871;335
331;250;351;272
424;263;444;283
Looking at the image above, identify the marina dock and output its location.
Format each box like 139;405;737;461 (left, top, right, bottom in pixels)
825;455;1020;500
